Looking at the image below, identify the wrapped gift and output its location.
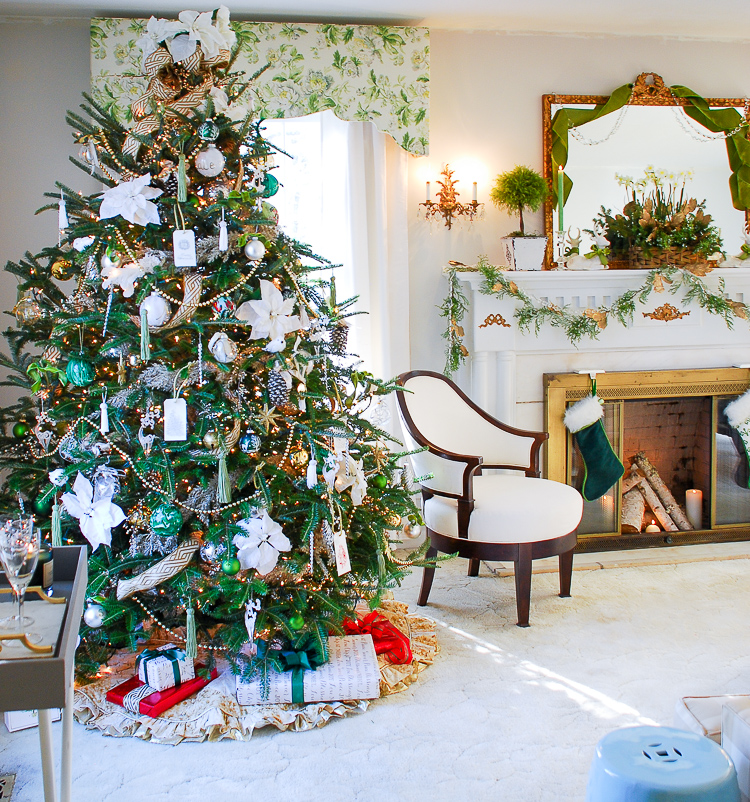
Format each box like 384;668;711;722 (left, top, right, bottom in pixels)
136;643;194;691
343;611;412;664
106;665;217;716
237;635;380;706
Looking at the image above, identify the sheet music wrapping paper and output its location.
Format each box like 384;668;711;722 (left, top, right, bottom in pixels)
236;635;381;705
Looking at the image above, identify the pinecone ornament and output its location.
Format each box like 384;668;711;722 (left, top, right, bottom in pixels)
267;369;289;407
330;322;349;355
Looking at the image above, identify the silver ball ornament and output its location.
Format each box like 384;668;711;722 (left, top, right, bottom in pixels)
199;541;226;564
244;237;266;261
403;522;422;539
84;603;106;628
100;251;121;271
195;145;226;178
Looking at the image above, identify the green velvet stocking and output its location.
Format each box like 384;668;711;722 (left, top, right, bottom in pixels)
574;419;624;502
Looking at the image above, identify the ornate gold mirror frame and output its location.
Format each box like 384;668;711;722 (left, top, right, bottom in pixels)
541;73;750;269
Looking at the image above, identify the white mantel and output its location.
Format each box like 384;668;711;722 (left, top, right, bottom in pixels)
459;267;750;430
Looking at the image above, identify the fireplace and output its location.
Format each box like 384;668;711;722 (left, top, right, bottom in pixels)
544;368;750;552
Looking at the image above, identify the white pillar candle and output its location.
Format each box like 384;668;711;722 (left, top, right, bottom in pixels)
645;520;660;533
686;489;703;530
472;182;478;202
425;182;430;202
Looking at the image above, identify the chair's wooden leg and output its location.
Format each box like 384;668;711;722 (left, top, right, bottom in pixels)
559;548;574;598
417;545;439;607
514;543;533;628
467;558;480;577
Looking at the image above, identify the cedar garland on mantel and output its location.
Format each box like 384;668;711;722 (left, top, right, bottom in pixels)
440;257;750;377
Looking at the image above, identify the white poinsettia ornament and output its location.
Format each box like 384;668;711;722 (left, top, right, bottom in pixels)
99;174;162;227
61;472;125;551
101;261;152;298
232;511;291;575
236;279;300;347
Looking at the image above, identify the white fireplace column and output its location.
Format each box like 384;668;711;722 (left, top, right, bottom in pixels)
470;350;517;425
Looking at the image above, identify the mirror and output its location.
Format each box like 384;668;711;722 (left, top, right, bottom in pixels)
542;73;750;267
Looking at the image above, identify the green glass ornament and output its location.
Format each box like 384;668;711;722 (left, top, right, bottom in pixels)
12;422;30;438
33;494;54;516
149;504;183;537
261;174;279;198
221;557;241;576
66;355;95;387
198;119;220;141
370;474;388;490
289;613;305;631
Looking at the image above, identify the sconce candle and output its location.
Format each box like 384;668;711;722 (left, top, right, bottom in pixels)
686;489;703;530
557;166;564;232
425;182;430;202
472;182;478;202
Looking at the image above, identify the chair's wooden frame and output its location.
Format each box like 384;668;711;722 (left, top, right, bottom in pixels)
396;370;577;627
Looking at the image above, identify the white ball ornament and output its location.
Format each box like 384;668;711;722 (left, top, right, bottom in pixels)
244;237;266;261
194;146;226;178
84;603;106;628
208;331;238;363
139;292;171;327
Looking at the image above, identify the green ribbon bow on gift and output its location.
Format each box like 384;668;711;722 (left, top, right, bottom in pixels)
280;633;328;704
136;647;185;688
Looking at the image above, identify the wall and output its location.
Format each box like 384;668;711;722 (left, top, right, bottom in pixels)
0;18;97;406
2;20;750;408
409;30;750;391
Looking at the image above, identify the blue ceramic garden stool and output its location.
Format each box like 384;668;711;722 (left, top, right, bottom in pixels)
586;725;740;801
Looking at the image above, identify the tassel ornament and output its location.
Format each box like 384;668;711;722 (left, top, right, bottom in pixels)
51;499;62;547
219;209;228;252
217;450;231;504
100;398;110;434
58;190;69;230
177;153;187;203
185;606;197;660
140;306;150;362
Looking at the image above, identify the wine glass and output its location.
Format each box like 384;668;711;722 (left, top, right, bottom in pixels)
0;517;39;636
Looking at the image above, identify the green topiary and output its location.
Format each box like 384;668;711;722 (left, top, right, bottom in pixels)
490;165;550;236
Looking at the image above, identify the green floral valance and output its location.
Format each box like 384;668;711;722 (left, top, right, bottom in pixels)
90;18;430;156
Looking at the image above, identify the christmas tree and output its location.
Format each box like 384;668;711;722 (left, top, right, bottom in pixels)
0;6;423;681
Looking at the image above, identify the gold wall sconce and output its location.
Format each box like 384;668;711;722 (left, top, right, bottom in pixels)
420;165;484;229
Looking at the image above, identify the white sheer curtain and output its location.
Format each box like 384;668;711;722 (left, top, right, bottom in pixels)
263;112;410;384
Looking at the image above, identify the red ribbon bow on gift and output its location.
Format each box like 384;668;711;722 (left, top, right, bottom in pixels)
342;612;412;665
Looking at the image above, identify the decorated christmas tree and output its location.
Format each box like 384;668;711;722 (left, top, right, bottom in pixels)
0;6;423;681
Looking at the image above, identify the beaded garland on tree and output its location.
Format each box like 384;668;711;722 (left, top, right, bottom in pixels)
0;6;425;680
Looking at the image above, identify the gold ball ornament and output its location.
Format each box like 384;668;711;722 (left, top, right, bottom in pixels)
289;449;309;468
51;258;75;281
13;291;43;325
203;430;220;449
385;513;402;529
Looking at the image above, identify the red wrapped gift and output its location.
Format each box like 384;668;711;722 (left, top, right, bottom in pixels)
342;612;412;664
106;664;217;717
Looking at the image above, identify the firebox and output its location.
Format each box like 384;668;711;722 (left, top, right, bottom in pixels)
544;368;750;552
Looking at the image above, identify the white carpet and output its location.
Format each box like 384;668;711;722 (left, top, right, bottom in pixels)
2;554;750;801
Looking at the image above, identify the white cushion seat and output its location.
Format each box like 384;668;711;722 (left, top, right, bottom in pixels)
424;474;584;543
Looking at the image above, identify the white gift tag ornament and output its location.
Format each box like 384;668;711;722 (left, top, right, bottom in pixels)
163;398;188;441
172;229;197;267
333;529;351;576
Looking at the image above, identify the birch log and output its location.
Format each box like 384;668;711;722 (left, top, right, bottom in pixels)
636;480;679;532
621;486;646;532
633;451;694;531
622;467;645;494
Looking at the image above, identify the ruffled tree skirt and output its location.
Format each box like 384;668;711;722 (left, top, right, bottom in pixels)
73;599;438;744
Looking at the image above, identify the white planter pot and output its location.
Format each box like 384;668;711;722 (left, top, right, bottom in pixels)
502;236;547;271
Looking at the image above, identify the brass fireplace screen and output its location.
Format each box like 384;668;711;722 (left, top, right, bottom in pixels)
544;368;750;552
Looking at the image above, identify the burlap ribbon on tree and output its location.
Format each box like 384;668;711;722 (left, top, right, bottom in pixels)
123;45;230;159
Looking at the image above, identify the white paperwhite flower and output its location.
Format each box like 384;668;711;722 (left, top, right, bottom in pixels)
61;472;125;551
136;16;184;60
101;261;152;298
177;8;230;59
334;456;368;506
49;469;67;487
209;86;229;114
99;174;162;227
236;279;300;343
233;511;291;575
73;236;95;252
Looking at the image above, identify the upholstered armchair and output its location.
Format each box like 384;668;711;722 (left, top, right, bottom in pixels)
396;370;583;627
